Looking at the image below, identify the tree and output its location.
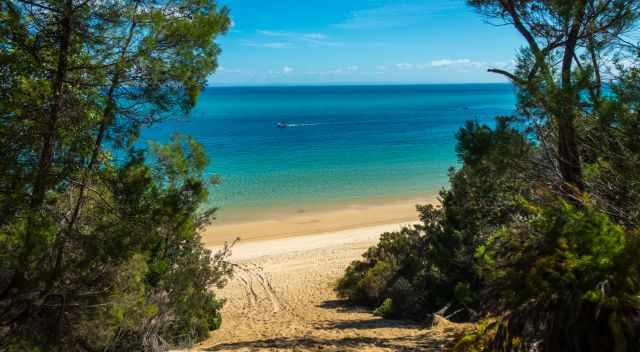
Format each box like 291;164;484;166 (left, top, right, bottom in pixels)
0;0;230;349
468;0;640;197
335;4;640;351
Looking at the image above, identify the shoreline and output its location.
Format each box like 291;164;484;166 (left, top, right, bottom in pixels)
201;195;437;247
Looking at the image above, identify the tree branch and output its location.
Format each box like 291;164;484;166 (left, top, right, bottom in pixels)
487;68;518;82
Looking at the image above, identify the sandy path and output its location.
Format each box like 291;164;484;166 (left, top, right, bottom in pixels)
195;223;464;352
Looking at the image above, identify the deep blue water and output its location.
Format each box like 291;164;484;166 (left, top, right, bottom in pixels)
142;84;517;221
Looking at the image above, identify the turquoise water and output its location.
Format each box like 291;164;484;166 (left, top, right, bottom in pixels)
143;84;516;221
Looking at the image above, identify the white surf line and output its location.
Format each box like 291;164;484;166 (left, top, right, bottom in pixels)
208;221;418;262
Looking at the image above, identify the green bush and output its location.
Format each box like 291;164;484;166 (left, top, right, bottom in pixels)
452;318;501;352
373;298;395;318
335;118;533;321
478;201;640;352
335;227;422;310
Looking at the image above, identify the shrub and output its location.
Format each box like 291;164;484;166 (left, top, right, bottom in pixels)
478;200;640;352
373;298;395;318
453;318;500;352
335;227;423;310
335;118;533;321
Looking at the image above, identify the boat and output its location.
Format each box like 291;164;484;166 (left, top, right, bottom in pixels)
277;122;288;128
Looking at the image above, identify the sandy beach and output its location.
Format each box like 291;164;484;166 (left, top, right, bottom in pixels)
201;197;436;246
193;197;468;351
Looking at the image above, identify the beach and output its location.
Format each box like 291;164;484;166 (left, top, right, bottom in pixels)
169;84;514;351
201;196;436;246
194;197;469;351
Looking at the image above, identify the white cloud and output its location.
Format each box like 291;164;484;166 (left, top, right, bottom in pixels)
242;41;291;49
385;59;514;73
431;59;516;69
256;30;339;46
395;63;414;70
490;60;516;69
257;30;290;37
304;33;328;40
303;65;363;76
429;59;513;72
258;30;326;40
429;59;516;71
266;66;295;76
335;3;462;30
305;38;342;47
218;66;243;74
431;59;474;67
395;63;434;70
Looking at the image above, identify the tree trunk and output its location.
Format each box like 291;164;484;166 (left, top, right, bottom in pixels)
557;116;583;192
557;1;586;194
1;0;75;303
31;0;74;208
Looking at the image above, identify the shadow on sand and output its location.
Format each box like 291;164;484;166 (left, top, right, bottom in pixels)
203;299;457;351
203;334;450;351
316;299;370;313
315;299;424;330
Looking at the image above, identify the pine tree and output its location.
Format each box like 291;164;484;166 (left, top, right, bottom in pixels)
0;0;230;349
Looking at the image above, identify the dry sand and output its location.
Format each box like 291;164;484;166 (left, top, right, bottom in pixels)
192;198;469;351
201;197;436;247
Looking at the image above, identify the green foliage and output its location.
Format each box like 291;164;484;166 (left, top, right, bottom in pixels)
336;48;640;352
335;3;640;351
0;0;231;349
335;117;533;321
1;136;233;350
478;201;640;351
458;2;640;351
581;64;640;228
452;318;500;352
373;298;395;318
336;228;422;315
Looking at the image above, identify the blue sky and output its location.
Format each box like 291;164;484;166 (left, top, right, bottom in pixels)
209;0;524;86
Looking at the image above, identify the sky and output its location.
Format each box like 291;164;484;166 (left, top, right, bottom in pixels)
208;0;525;86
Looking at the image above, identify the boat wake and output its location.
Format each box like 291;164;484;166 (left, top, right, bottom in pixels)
287;123;317;127
277;122;319;128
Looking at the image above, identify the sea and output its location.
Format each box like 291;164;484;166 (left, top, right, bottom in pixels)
142;83;517;222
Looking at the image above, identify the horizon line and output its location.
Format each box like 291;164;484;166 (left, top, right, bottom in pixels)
206;81;514;88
